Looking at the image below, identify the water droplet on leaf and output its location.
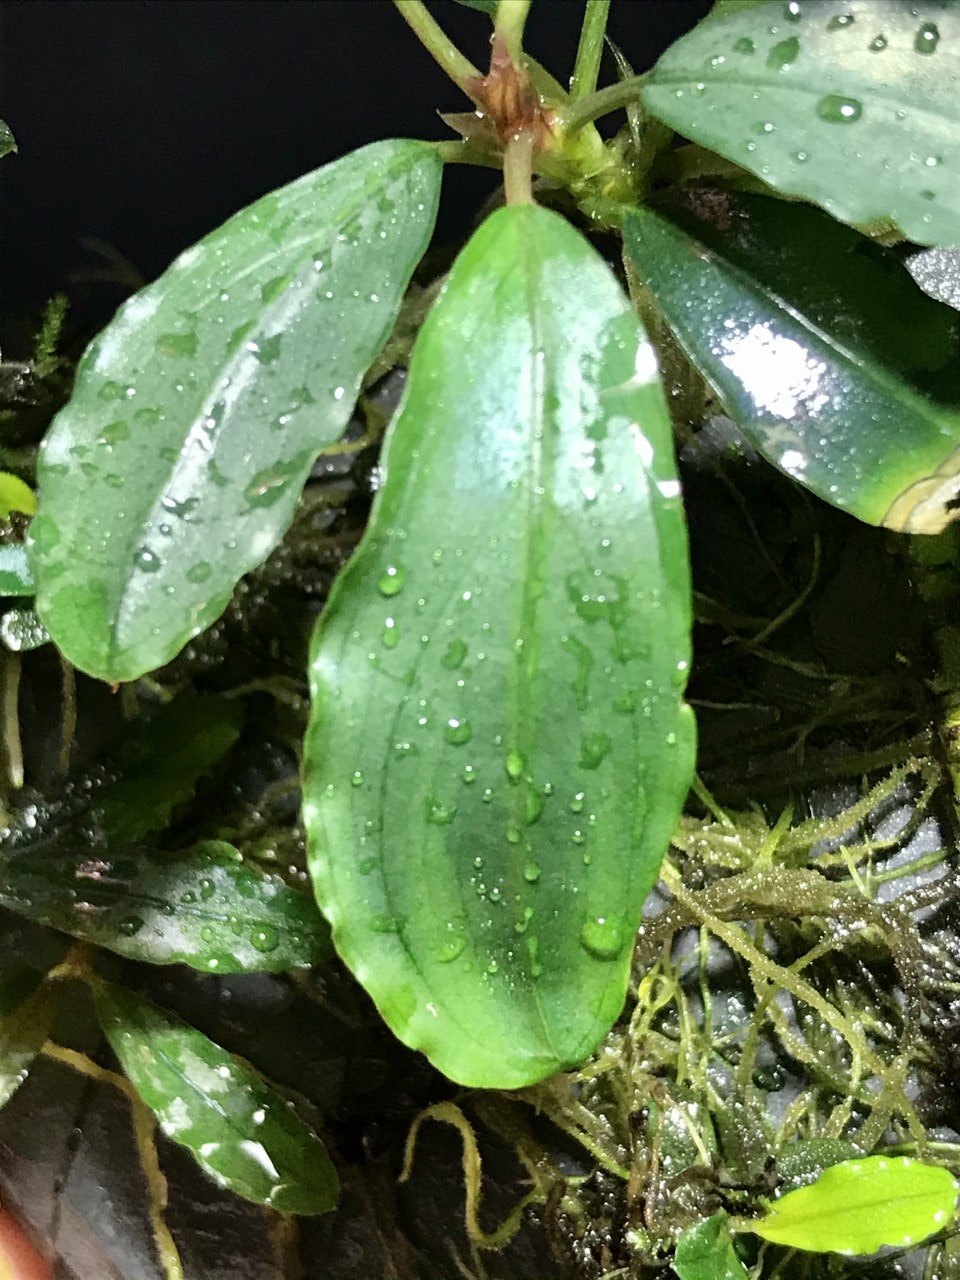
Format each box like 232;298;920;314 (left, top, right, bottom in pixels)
378;565;405;596
915;21;940;54
816;94;862;123
443;717;472;745
580;915;628;961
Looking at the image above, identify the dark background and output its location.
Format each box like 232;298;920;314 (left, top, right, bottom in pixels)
0;0;710;344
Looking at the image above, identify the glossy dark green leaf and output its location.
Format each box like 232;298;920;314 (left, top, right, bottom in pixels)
31;139;442;682
623;188;960;531
643;0;960;249
94;693;243;844
95;983;339;1213
304;203;694;1088
674;1213;750;1280
750;1154;958;1253
0;545;34;597
0;838;329;973
0;121;15;159
0;971;59;1109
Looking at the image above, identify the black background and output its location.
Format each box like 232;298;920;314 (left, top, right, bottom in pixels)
0;0;710;343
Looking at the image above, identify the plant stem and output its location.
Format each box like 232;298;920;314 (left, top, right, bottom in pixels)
393;1;482;99
495;0;532;62
503;130;534;205
569;0;611;100
561;72;646;134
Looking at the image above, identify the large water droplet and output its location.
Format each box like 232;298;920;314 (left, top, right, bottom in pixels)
580;915;628;961
441;638;467;670
505;749;526;780
118;915;144;937
158;331;199;358
580;732;611;770
98;420;130;445
914;21;940;54
436;934;466;963
425;798;457;825
134;546;162;573
250;923;280;953
378;565;405;596
523;861;541;884
733;36;755;53
766;36;799;69
868;33;888;51
244;461;298;509
443;717;472;746
187;561;213;584
826;13;855;31
816;94;862;123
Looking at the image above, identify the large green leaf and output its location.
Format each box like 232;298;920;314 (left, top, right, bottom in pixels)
674;1213;750;1280
0;838;329;973
750;1154;958;1253
642;0;960;249
304;204;694;1088
0;971;59;1109
31;139;442;682
95;983;339;1213
622;188;960;531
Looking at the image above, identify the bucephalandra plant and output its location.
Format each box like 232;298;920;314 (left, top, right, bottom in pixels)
0;0;958;1270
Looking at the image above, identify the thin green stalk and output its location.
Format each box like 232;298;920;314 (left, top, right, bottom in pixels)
495;0;532;62
393;1;482;98
569;0;610;100
561;72;646;134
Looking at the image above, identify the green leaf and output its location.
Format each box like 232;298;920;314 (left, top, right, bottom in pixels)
622;188;960;532
0;545;34;597
304;203;694;1088
674;1213;751;1280
0;121;15;159
0;836;329;974
642;0;960;249
0;693;328;971
0;971;59;1108
449;0;496;10
32;139;443;682
94;982;339;1213
0;473;37;519
94;692;244;844
749;1154;959;1254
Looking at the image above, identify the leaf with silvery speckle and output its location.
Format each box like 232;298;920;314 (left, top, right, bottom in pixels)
0;837;330;974
31;138;442;681
95;982;339;1214
642;0;960;250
